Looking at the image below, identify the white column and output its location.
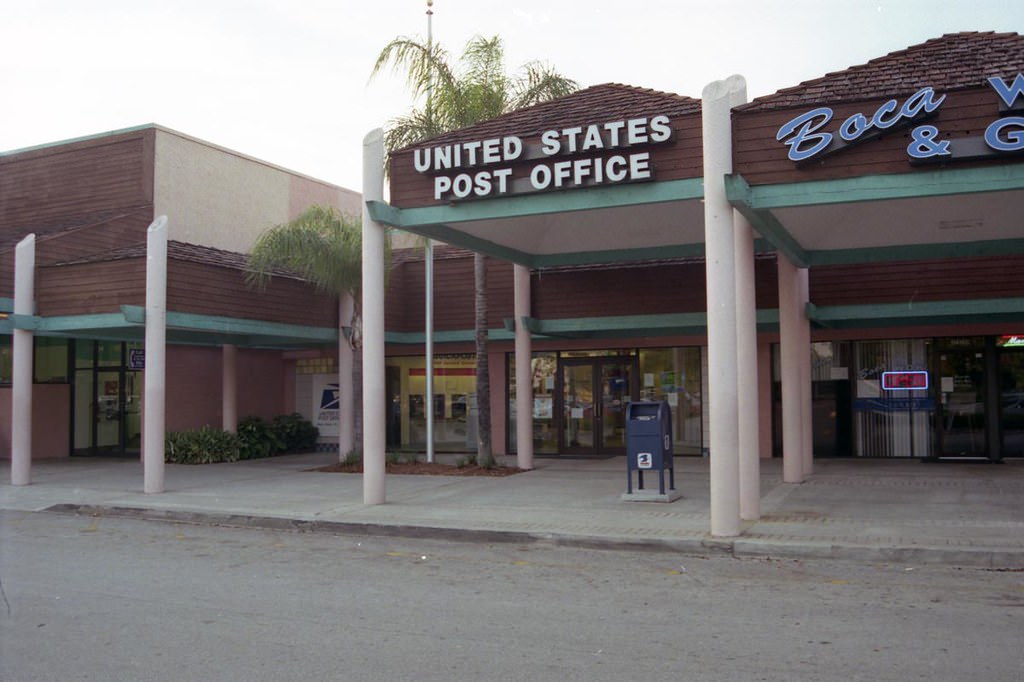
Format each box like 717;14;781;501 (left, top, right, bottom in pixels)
222;344;238;433
701;75;746;537
777;253;805;483
799;268;814;476
11;234;35;486
361;129;387;505
734;211;760;521
513;264;533;470
338;293;355;457
143;216;168;494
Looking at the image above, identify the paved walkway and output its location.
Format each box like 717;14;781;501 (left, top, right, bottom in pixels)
2;453;1022;567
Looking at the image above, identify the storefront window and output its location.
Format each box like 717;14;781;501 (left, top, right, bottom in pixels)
509;352;558;454
853;339;933;457
34;337;69;382
0;336;10;384
998;339;1024;458
638;347;703;455
386;354;478;452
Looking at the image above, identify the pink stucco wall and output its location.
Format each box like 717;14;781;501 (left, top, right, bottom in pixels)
165;346;286;432
0;384;71;459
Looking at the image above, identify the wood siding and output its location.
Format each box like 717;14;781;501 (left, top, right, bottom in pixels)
1;128;155;298
385;254;514;333
733;87;1014;186
167;260;337;327
809;255;1024;306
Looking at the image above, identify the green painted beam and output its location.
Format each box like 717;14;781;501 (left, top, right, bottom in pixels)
807;298;1024;329
367;178;704;230
385;328;514;345
727;174;809;267
0;297;13;312
36;313;132;332
729;165;1024;211
121;305;337;343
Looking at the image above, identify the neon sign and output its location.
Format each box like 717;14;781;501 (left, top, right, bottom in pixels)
777;73;1024;164
881;371;929;391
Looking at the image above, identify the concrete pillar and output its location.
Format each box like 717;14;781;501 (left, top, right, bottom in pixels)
734;211;760;521
513;264;534;470
143;216;168;494
701;75;747;537
222;344;238;433
777;253;805;483
11;234;35;486
799;268;814;476
361;129;387;505
338;293;355;457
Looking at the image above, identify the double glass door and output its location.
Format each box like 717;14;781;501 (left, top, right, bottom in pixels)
74;341;142;457
561;357;635;456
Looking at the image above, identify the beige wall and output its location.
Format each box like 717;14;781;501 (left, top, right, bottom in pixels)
153;127;361;253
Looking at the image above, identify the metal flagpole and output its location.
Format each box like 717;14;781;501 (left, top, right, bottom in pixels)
424;0;435;463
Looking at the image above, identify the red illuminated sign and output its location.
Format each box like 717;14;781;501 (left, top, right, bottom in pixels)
881;371;929;391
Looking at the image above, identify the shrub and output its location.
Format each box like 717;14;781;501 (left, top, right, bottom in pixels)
165;427;240;464
271;413;319;452
236;416;282;460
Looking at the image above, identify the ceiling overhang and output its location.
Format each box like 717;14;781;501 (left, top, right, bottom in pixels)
368;178;708;268
727;164;1024;268
0;305;337;350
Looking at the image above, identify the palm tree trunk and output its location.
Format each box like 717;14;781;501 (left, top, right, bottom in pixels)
474;252;493;466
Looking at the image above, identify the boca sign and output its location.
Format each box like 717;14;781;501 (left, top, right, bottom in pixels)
414;115;673;201
777;73;1024;164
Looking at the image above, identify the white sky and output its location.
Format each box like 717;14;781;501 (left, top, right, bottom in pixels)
2;1;1022;190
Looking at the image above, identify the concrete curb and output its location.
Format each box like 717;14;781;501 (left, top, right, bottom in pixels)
42;503;1024;568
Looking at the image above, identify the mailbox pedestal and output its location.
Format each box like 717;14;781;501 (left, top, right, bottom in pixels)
624;400;679;501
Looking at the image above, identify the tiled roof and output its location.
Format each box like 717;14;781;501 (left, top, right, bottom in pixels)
740;32;1024;112
50;240;304;280
397;83;701;151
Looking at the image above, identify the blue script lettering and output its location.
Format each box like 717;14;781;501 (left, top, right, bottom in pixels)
776;107;833;161
988;73;1024;109
778;87;946;162
984;117;1024;152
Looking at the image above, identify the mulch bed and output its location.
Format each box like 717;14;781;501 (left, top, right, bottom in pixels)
312;461;522;477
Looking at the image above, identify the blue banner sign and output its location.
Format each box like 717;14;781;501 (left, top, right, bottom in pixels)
777;73;1024;163
854;398;935;412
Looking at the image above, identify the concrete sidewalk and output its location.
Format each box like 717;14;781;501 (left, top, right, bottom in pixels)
2;453;1022;567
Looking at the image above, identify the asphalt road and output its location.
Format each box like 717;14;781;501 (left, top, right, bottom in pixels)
1;509;1021;681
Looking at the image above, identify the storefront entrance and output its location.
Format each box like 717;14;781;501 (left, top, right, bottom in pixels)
560;357;635;456
935;341;988;458
73;341;142;457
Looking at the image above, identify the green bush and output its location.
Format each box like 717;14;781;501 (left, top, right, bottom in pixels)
236;416;283;460
271;413;319;452
165;427;240;464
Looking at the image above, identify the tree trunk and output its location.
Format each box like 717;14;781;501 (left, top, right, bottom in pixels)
474;252;493;466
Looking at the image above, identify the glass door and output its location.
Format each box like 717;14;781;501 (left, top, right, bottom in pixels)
561;357;634;456
936;346;987;457
73;341;141;457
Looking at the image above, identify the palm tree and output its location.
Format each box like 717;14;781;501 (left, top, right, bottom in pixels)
246;205;379;459
372;34;577;466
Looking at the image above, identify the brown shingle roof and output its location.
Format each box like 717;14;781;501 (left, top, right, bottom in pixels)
49;240;303;280
740;31;1024;112
398;83;701;151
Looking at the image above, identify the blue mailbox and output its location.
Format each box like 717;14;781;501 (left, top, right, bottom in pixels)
625;400;674;495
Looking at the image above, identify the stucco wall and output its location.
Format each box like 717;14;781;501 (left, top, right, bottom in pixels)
153;128;360;253
165;346;286;432
0;384;71;459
